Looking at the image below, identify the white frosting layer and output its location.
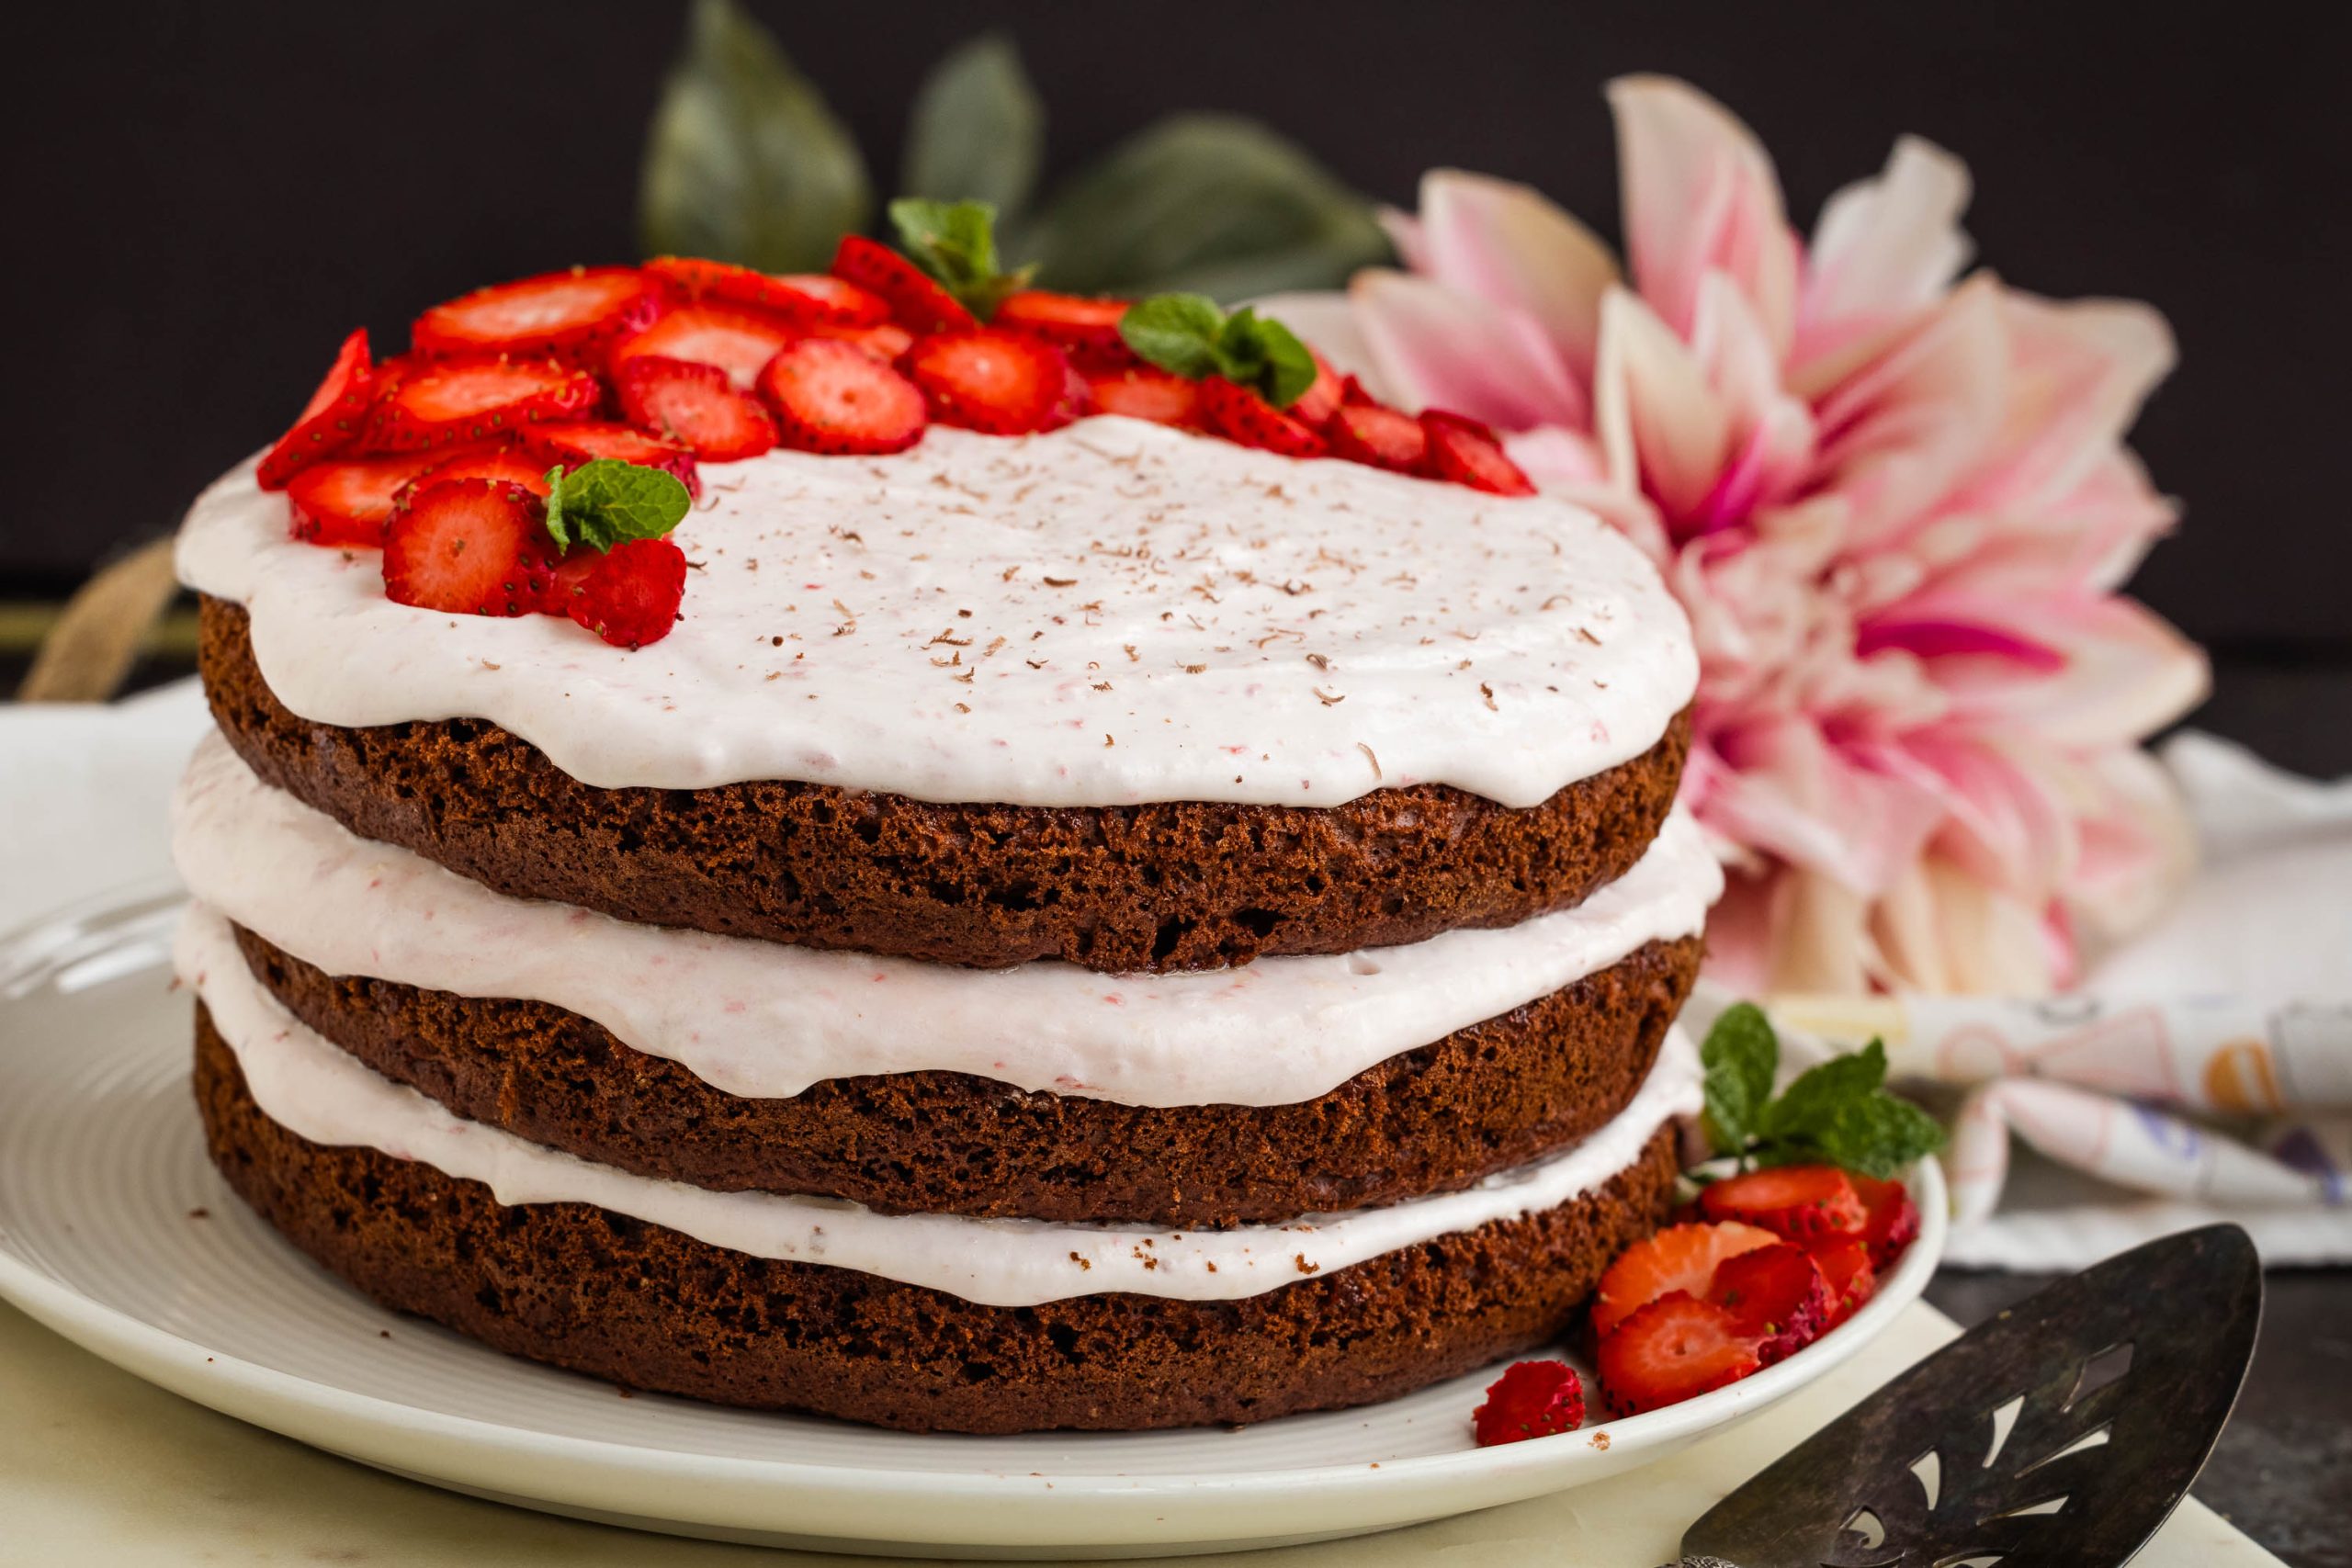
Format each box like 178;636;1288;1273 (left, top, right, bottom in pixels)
180;904;1702;1306
176;418;1695;807
173;732;1720;1108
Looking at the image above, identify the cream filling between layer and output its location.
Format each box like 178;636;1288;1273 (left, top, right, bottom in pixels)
181;902;1702;1307
175;417;1696;808
174;730;1722;1108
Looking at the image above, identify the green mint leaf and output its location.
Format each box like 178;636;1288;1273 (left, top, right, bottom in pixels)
1699;1001;1779;1158
1121;297;1318;407
638;0;872;272
887;197;1034;317
1766;1093;1948;1180
1119;293;1227;379
1760;1039;1889;1144
900;32;1043;220
541;460;693;555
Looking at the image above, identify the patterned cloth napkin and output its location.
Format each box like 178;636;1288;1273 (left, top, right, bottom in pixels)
1772;732;2352;1268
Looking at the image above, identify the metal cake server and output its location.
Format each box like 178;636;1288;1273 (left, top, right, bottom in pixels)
1675;1223;2262;1568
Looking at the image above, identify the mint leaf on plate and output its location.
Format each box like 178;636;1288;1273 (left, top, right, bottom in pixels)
1700;1000;1777;1157
1698;1005;1946;1178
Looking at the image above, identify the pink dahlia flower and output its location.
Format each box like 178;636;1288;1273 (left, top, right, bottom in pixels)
1267;75;2208;995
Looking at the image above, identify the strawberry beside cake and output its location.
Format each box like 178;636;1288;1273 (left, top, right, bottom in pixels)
166;237;1719;1432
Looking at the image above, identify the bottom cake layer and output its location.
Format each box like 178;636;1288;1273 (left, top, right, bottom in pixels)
196;1010;1680;1434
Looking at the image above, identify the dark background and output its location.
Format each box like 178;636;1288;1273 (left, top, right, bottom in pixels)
6;7;2349;1559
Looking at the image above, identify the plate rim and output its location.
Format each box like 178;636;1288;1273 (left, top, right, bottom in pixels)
0;876;1947;1545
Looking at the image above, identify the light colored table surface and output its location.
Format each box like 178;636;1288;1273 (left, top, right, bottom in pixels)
0;694;2285;1566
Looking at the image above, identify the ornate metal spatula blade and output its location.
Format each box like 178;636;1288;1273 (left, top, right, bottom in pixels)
1679;1223;2261;1568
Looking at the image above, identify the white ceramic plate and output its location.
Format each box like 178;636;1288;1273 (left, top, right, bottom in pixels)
0;885;1945;1559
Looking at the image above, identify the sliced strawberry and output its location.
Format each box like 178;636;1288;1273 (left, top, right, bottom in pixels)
257;328;378;491
1326;403;1428;471
1339;373;1380;407
1849;1174;1920;1270
380;479;557;616
1201;378;1328;457
1596;1292;1763;1416
1699;1167;1867;1243
809;319;916;363
523;422;701;499
1083;367;1204;428
1805;1237;1879;1327
608;303;799;390
286;451;449;547
1706;1243;1830;1366
643;257;888;327
1421;411;1538;495
756;338;928;456
396;443;550;501
1292;351;1345;428
830;234;975;335
990;290;1135;366
616;355;777;462
1471;1359;1584;1446
902;329;1081;435
1589;1221;1781;1340
412;266;654;362
561;537;687;649
361;357;601;451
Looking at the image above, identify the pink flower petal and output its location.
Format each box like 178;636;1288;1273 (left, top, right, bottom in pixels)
1417;169;1620;383
1797;135;1974;373
1854;615;2066;671
1606;75;1800;358
1951;291;2176;515
1249;289;1385;392
1592;287;1732;521
1926;592;2210;749
1347;270;1588;429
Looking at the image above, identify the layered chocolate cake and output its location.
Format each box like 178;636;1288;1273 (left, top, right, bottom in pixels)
169;270;1715;1430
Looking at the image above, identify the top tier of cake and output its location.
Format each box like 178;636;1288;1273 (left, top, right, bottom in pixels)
178;416;1696;810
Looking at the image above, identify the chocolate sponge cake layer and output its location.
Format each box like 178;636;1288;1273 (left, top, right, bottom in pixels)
232;922;1700;1227
200;597;1690;974
196;1010;1679;1434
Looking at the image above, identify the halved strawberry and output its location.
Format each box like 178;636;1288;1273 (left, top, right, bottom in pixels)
616;356;777;462
523;422;701;499
1849;1174;1920;1269
990;290;1135;366
608;303;799;389
1471;1359;1584;1446
1201;378;1328;457
643;257;888;327
286;450;448;547
1326;403;1427;471
561;536;687;649
757;338;928;455
1421;411;1538;495
396;443;550;501
380;478;557;616
1699;1167;1867;1242
1596;1292;1763;1416
256;328;378;491
903;329;1081;435
1805;1237;1879;1327
361;357;602;451
1589;1221;1781;1340
1084;366;1204;427
412;266;654;362
830;234;975;335
807;319;916;363
1292;351;1345;428
1707;1243;1830;1366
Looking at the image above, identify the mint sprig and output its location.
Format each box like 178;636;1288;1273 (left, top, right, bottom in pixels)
888;197;1034;318
542;459;694;554
1699;1002;1945;1180
1117;293;1318;408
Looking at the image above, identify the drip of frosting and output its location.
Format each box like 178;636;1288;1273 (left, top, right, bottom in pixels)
174;731;1722;1108
175;417;1695;808
179;902;1702;1307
